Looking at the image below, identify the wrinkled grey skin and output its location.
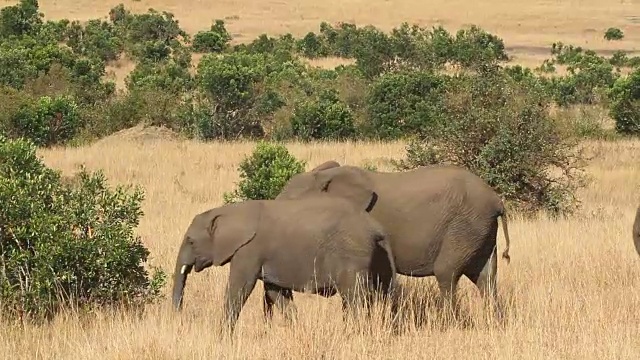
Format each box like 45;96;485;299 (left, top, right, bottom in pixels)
171;196;397;334
633;206;640;256
276;160;512;319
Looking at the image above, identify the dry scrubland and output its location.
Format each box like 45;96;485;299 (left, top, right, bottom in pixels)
6;0;640;76
0;132;637;359
1;0;640;359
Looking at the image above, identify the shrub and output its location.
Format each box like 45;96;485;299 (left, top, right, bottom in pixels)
296;31;330;58
350;26;395;78
65;19;123;62
68;58;116;105
0;37;76;90
608;68;640;135
125;58;194;94
194;51;310;140
393;69;587;217
365;70;446;139
112;6;188;46
106;5;188;64
0;0;43;38
387;23;452;71
0;135;166;322
450;25;509;69
223;142;306;203
194;52;267;139
318;21;361;58
5;94;82;147
197;51;267;110
235;33;296;57
556;54;618;105
191;19;232;53
290;88;356;141
604;27;624;41
543;42;620;106
38;19;70;43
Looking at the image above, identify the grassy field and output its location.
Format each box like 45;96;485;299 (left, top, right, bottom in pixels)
1;0;640;358
0;128;637;359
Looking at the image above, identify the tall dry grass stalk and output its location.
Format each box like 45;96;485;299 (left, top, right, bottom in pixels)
1;128;639;359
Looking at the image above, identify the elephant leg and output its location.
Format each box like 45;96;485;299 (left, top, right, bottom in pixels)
370;263;399;331
433;259;463;321
468;245;505;322
222;263;259;336
338;270;371;323
263;283;296;325
373;275;401;334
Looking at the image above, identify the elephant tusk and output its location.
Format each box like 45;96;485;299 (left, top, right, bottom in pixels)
180;265;188;274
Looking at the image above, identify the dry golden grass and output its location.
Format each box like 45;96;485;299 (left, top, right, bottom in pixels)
0;128;639;359
1;0;640;358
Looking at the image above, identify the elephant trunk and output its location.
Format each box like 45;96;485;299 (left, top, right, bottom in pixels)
172;239;194;311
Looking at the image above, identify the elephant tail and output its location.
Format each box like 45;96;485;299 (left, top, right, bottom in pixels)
498;205;511;264
374;233;398;287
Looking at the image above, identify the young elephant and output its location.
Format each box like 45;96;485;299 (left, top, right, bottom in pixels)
171;197;397;334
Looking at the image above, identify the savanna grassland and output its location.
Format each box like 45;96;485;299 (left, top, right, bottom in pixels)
1;0;640;359
2;135;639;359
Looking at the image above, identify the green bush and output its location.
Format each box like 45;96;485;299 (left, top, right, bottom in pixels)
296;22;510;76
191;19;232;53
0;4;116;105
194;52;268;139
609;50;629;69
609;68;640;135
234;33;296;57
4;94;82;147
542;42;621;106
290;88;356;141
604;27;624;41
106;5;189;64
65;19;123;62
350;26;396;79
194;50;312;140
126;58;194;94
0;0;42;38
393;69;587;217
0;135;166;322
296;31;330;58
553;54;618;106
110;6;187;46
365;70;446;139
223;142;306;203
0;37;76;90
318;21;361;58
450;25;509;69
197;51;267;110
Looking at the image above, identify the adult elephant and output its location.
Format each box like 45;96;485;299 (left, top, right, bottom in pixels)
275;160;512;319
633;205;640;256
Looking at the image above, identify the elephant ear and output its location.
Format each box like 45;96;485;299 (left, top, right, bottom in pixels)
315;167;378;212
311;160;341;173
208;202;262;266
